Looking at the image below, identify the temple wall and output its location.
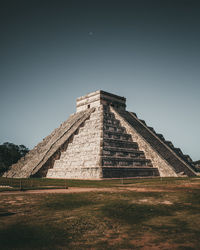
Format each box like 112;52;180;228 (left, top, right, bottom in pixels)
76;90;126;112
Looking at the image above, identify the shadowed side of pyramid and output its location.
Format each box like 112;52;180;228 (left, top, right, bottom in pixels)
113;108;196;177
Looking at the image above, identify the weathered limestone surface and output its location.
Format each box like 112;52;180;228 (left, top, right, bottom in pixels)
76;90;126;112
47;106;103;179
4;90;196;178
3;108;95;178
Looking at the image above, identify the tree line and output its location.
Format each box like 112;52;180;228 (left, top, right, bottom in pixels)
0;142;29;176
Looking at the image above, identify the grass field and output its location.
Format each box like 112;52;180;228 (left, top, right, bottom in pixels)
0;177;200;249
1;176;200;191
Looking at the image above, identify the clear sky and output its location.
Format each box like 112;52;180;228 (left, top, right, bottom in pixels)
0;0;199;160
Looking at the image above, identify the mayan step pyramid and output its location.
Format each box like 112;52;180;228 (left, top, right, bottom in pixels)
4;90;196;179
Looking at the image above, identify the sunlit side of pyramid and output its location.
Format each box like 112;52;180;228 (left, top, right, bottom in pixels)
4;90;196;179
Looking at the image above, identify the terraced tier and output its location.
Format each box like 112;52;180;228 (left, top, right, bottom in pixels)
102;167;159;178
103;146;145;158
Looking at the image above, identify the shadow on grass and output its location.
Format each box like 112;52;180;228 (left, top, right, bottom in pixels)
0;223;70;249
101;201;176;226
42;193;94;211
101;200;200;247
150;217;200;247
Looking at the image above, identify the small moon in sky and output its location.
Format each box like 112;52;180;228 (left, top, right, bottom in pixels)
89;31;93;36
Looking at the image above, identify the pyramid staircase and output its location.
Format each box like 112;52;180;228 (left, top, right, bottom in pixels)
101;106;159;178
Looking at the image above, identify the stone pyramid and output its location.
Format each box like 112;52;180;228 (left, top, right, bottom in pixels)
4;90;196;179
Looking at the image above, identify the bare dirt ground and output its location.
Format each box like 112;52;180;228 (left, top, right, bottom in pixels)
0;183;197;195
0;187;119;195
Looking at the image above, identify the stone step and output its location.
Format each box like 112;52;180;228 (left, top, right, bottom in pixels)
102;166;155;169
84;120;103;127
166;141;174;148
67;140;100;146
64;149;99;156
103;113;115;119
49;166;85;172
102;167;160;178
103;138;138;149
73;132;101;139
54;159;100;168
75;127;102;134
60;146;100;156
85;116;102;122
156;133;165;141
61;149;99;156
103;148;145;158
72;135;101;143
148;126;156;133
183;154;193;163
102;156;151;167
174;147;183;155
104;124;126;133
48;165;78;171
47;167;101;179
102;155;151;162
103;118;120;126
78;127;102;135
103;131;132;141
57;154;100;162
139;119;146;125
103;146;144;155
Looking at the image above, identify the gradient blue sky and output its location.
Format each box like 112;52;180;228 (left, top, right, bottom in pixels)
0;0;199;160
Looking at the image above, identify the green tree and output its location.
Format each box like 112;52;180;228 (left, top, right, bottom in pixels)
0;142;29;176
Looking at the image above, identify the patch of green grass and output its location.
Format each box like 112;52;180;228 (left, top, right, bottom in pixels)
0;176;200;191
0;177;122;191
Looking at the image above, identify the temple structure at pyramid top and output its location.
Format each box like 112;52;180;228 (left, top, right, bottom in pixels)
4;90;197;179
76;90;126;112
